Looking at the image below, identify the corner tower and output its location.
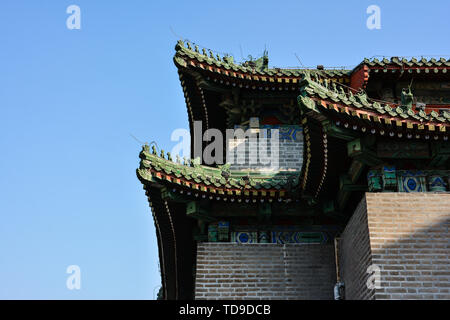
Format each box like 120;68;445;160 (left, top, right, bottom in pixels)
137;42;450;300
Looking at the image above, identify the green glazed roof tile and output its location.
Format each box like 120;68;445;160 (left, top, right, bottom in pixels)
355;56;450;71
137;146;300;193
297;72;450;125
175;40;351;79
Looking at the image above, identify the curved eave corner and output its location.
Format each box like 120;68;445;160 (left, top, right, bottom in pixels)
137;145;302;201
297;74;450;139
173;40;351;81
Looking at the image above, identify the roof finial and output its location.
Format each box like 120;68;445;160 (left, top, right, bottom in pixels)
331;81;337;93
176;39;184;49
401;80;414;110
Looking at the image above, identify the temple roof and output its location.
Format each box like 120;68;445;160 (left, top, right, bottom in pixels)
298;73;450;138
355;57;450;72
137;145;300;200
174;40;351;81
175;41;450;85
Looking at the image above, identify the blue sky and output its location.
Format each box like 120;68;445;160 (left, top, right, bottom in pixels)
0;0;449;299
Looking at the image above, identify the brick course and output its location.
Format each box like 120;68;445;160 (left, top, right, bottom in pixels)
228;138;303;172
338;198;375;300
339;193;450;300
195;243;336;300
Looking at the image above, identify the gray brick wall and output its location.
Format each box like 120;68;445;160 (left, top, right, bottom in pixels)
339;193;450;300
367;193;450;300
227;138;303;172
339;197;375;300
195;243;336;300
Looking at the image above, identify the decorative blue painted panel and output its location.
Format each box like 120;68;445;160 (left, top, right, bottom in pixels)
231;231;258;244
218;221;230;242
271;231;327;244
397;171;426;193
428;175;447;192
258;231;270;243
261;125;303;142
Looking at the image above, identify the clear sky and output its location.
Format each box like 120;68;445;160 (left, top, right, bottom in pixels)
0;0;449;299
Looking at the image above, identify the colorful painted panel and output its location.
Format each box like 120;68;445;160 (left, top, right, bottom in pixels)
271;231;327;244
258;231;270;243
428;175;447;192
235;124;303;142
231;231;258;244
208;224;218;242
262;125;303;142
382;166;397;190
397;171;426;193
367;170;382;192
217;221;230;242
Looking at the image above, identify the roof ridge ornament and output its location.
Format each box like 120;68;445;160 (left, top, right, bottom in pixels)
191;157;201;168
219;163;231;180
355;90;370;107
401;80;414;111
175;40;184;51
